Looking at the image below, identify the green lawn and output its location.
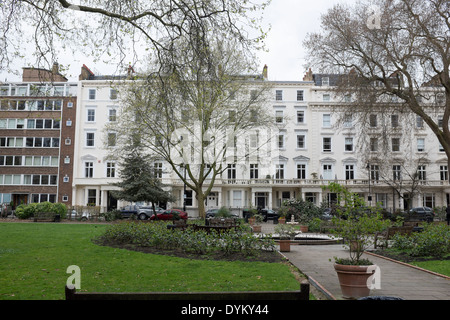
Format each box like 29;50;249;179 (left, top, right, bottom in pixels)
410;260;450;277
0;222;300;300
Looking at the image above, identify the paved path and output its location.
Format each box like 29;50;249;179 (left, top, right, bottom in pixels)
260;222;450;300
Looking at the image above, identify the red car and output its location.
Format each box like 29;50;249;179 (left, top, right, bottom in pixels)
150;209;188;221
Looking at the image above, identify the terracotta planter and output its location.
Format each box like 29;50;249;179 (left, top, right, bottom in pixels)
279;239;291;252
278;218;286;224
252;225;262;233
248;217;256;225
299;225;308;233
334;263;376;299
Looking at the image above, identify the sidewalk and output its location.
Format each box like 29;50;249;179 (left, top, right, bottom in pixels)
260;222;450;300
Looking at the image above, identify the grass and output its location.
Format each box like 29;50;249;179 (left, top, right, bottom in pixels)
409;260;450;277
0;222;301;300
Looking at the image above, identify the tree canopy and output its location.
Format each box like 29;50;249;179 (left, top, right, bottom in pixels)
0;0;270;76
304;0;450;176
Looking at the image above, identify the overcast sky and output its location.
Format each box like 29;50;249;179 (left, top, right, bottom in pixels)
1;0;351;82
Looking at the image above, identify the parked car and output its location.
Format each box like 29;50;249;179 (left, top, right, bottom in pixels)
149;209;188;221
406;207;435;222
120;205;164;220
321;208;332;220
259;209;279;222
205;208;239;218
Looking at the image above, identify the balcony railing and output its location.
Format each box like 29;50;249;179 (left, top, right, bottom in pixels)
168;178;450;188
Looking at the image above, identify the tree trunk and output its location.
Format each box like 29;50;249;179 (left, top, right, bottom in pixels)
196;191;206;218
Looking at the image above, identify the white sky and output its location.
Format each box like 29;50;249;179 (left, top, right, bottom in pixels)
1;0;351;82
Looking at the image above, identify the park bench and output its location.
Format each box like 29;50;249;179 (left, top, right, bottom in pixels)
374;225;414;249
33;212;59;222
192;224;236;234
65;281;310;300
167;219;188;230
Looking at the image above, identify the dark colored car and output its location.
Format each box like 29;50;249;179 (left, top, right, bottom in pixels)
407;207;434;222
206;208;239;218
150;209;188;221
120;205;164;220
321;208;332;220
259;209;279;222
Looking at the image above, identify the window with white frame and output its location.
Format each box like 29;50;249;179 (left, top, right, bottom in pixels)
322;114;331;127
296;134;305;149
440;165;448;181
323;137;332;152
416;116;424;128
275;110;284;123
296;90;304;101
88;89;96;100
323;94;330;101
345;164;355;180
376;193;387;208
344;137;354;152
369;114;377;127
343;114;353;127
107;132;117;147
297;164;306;179
250;164;258;179
275;164;284;179
393;165;401;181
391;114;399;127
417;138;425;152
85;162;94;178
370;165;380;181
296;110;305;124
391;138;400;152
227;164;236;179
417;165;426;181
86;132;95;147
322;164;333;180
370;137;378;152
322;77;329;86
106;162;116;178
278;133;285;149
87;108;95;122
154;162;163;178
110;89;118;100
233;190;242;207
423;193;435;208
108;108;117;122
275;90;283;101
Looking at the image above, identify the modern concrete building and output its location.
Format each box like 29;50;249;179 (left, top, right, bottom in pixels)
0;64;78;208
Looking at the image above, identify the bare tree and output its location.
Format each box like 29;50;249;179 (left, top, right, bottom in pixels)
111;35;275;218
304;0;450;180
0;0;270;76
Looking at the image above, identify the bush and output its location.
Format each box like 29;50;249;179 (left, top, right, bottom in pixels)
97;221;275;256
392;224;450;258
15;203;37;219
282;198;321;224
15;202;67;219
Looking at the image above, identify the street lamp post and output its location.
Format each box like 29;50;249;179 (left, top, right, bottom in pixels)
366;163;372;206
183;165;187;212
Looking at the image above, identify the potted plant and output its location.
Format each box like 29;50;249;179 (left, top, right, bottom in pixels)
325;182;390;299
277;206;287;224
252;213;264;233
274;224;298;252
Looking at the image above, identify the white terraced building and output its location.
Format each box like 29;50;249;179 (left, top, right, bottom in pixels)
71;65;449;217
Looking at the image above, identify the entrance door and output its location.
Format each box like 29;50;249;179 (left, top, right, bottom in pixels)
256;192;267;210
12;194;28;208
107;191;118;211
206;192;218;209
